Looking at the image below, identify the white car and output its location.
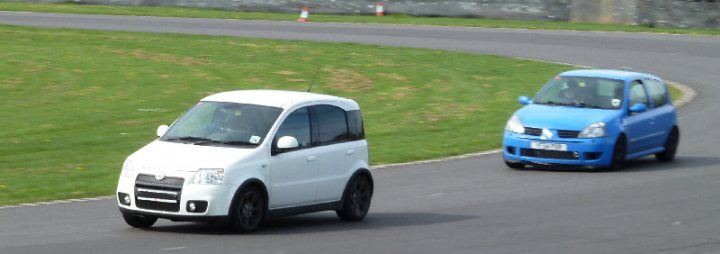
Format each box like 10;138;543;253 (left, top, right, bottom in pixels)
116;90;373;232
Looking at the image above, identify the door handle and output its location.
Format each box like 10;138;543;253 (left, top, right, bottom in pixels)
306;155;316;162
346;149;355;156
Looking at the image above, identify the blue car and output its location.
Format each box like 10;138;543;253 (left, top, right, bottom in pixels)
502;69;679;170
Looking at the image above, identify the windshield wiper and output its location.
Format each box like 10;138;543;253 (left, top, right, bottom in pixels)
541;101;574;106
576;102;607;110
193;139;256;147
163;136;214;143
220;140;257;146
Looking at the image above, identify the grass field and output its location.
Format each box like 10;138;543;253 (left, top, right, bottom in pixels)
0;24;578;205
1;2;719;36
0;9;686;205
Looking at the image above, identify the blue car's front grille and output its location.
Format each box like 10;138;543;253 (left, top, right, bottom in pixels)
524;127;579;139
524;127;542;136
557;130;580;138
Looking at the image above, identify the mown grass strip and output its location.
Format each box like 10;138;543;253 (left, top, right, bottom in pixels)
1;2;718;36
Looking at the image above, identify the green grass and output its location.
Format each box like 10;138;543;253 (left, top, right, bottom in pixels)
0;24;577;205
1;2;719;36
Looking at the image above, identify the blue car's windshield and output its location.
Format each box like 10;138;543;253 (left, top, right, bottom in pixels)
533;76;625;110
161;102;282;147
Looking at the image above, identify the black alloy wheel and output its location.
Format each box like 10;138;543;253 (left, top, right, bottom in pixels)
337;176;373;221
231;187;265;233
122;213;157;228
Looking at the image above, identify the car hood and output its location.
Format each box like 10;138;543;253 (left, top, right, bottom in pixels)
514;104;620;130
126;140;260;172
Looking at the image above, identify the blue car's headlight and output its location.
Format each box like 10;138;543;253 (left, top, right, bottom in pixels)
192;168;224;185
579;122;607;138
505;115;525;134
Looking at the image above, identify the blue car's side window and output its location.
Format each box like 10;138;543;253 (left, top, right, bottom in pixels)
644;79;669;108
629;80;650;110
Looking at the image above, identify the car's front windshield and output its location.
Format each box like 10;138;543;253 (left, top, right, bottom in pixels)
533;76;625;110
161;101;282;147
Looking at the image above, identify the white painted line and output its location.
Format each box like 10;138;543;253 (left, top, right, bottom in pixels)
0;196;113;210
161;246;188;251
372;149;502;170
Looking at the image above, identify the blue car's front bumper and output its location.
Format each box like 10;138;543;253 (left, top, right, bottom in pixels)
502;130;615;167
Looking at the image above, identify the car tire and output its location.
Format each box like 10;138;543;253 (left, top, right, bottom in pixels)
504;160;525;169
230;186;265;233
656;127;679;162
607;135;627;171
122;213;157;228
336;175;373;221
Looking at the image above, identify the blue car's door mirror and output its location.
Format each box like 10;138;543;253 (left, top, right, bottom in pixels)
518;96;532;105
629;103;647;113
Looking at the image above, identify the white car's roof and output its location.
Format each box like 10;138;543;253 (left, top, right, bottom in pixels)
201;89;360;110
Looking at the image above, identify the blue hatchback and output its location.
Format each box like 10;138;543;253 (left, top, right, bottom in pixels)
502;69;679;170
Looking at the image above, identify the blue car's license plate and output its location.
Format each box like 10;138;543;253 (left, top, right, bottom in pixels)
530;141;568;151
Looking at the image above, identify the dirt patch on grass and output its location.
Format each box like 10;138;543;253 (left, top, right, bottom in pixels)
112;49;211;66
378;73;408;81
326;68;373;92
275;70;297;75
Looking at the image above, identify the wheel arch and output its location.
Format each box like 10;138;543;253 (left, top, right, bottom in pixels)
341;168;374;201
228;178;269;216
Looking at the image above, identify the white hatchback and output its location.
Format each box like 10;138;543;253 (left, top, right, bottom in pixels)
116;90;372;232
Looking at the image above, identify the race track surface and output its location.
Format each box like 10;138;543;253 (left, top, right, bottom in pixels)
1;12;720;254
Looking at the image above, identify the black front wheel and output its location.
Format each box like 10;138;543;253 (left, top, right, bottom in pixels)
656;127;679;162
122;213;157;228
336;176;373;221
504;160;525;169
230;187;265;233
606;135;627;171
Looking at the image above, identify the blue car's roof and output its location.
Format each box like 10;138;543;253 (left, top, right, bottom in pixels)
558;69;661;82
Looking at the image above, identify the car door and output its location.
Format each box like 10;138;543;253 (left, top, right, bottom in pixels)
310;104;358;203
268;106;317;208
623;80;655;156
643;78;676;149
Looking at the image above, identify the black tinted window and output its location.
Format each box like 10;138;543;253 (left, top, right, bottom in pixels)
346;110;365;140
645;79;669;107
275;107;311;148
313;105;349;145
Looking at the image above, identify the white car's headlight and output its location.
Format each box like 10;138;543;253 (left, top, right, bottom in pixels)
505;115;525;134
579;122;607;138
121;159;135;178
192;168;224;185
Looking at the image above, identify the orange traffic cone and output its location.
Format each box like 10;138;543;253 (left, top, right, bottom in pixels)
297;5;310;22
375;2;385;16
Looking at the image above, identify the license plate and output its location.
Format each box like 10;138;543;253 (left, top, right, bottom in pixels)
530;142;567;151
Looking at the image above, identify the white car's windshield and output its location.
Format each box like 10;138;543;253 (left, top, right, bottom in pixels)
161;102;282;147
533;76;625;110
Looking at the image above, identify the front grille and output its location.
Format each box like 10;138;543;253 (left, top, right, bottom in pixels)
557;130;581;138
136;174;184;187
521;148;578;160
524;127;542;136
135;174;184;212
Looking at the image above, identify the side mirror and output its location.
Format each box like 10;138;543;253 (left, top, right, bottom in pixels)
629;103;647;113
518;96;532;105
156;125;169;137
276;136;299;150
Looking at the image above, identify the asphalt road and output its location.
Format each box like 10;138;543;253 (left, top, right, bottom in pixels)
2;12;720;254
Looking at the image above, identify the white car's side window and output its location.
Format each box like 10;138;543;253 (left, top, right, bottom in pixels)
275;107;311;148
